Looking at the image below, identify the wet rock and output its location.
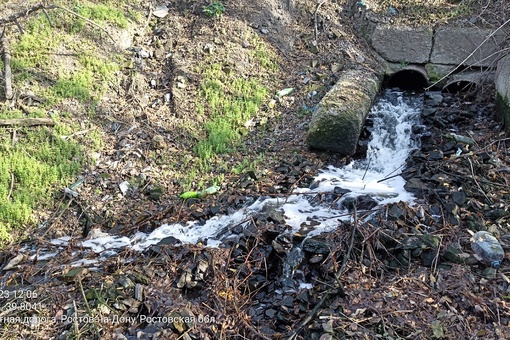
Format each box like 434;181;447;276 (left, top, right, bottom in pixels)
476;151;492;162
387;203;405;220
333;187;351;195
422;107;437;117
341;194;378;211
442;243;474;264
248;275;267;292
265;309;277;318
444;202;460;225
404;177;429;197
302;238;330;255
451;191;467;206
484;209;510;219
243;222;259;237
427;150;444;161
400;236;422;250
421;250;437;267
281;296;294;307
425;91;443;105
272;234;293;254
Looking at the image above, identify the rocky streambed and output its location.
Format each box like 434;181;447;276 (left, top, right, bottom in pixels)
2;88;510;339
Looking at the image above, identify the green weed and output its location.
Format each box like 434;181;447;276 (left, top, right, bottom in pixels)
203;1;226;18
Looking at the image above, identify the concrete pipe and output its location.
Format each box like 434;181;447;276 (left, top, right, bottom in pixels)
441;71;490;94
385;65;429;91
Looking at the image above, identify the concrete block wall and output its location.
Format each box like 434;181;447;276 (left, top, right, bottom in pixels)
371;25;508;68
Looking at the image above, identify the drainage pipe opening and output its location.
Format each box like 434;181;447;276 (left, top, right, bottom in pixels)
385;66;429;91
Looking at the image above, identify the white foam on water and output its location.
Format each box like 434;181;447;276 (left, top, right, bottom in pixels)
40;90;422;256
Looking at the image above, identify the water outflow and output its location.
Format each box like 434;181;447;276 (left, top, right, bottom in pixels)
303;89;423;201
43;90;424;257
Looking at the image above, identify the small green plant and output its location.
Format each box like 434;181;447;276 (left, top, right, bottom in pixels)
203;1;226;18
399;60;409;68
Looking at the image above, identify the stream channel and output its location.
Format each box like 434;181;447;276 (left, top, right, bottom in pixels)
35;89;425;273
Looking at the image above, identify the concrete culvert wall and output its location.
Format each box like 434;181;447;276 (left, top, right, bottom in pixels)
385;65;429;91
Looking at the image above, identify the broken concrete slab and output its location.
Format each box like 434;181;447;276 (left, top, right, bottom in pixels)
371;25;433;64
431;27;507;67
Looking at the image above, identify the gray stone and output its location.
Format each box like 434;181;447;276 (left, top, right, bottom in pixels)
404;177;429;197
496;54;510;135
427;150;444;160
307;69;380;155
371;25;433;63
431;27;507;66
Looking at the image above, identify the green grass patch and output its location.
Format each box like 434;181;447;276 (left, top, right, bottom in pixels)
0;1;130;245
12;15;59;69
194;37;278;161
69;2;129;33
196;73;268;159
0;126;84;244
51;69;93;101
177;33;279;190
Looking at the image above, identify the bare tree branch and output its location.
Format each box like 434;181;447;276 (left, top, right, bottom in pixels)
1;28;13;100
0;118;55;127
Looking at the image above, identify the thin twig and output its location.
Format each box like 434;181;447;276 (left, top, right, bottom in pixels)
42;8;53;27
1;29;13;100
313;1;327;42
467;157;492;204
7;173;14;201
53;5;116;43
13;18;24;34
77;275;100;337
0;3;47;26
0;118;55;126
338;205;358;277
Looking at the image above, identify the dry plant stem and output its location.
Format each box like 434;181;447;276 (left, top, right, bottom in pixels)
1;30;13;100
72;300;79;336
288;291;330;340
467;157;492;204
338;206;358;277
0;3;47;26
7;173;14;201
40;196;73;237
426;17;510;90
53;5;116;43
78;275;100;337
313;1;327;42
0;118;55;126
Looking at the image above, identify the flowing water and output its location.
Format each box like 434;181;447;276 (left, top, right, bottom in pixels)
37;90;424;263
